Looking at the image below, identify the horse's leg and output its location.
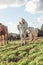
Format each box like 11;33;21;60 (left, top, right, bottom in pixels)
4;35;5;45
20;34;23;45
34;36;38;41
0;36;1;45
5;34;8;45
1;35;3;46
6;34;8;44
0;36;1;46
21;34;26;46
4;34;7;45
3;35;5;45
21;37;24;45
23;34;26;45
4;34;6;45
33;33;38;41
7;34;8;44
29;33;33;41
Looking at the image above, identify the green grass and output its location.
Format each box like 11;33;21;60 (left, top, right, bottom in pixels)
0;38;43;65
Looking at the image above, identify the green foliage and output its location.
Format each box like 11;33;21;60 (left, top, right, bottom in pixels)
28;61;36;65
41;24;43;31
0;39;43;65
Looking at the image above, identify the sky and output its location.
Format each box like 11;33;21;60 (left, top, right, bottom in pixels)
0;0;43;33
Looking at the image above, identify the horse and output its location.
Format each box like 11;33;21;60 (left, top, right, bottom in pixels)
0;23;8;46
17;18;28;45
28;27;38;41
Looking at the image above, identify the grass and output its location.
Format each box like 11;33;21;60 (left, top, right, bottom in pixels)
0;38;43;65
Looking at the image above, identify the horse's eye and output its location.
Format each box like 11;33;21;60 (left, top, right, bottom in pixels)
20;23;21;24
19;22;21;24
23;22;24;24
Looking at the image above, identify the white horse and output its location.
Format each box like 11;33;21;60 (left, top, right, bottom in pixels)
17;18;28;45
17;18;38;45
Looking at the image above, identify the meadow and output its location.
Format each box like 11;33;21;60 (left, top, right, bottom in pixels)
0;38;43;65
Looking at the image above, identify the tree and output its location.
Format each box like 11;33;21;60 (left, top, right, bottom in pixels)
41;24;43;31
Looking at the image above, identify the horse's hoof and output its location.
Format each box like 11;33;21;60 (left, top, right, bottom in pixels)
22;43;25;46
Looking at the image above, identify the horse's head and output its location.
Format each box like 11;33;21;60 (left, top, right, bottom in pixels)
19;18;25;25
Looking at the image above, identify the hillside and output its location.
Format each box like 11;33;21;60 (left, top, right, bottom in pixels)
0;38;43;65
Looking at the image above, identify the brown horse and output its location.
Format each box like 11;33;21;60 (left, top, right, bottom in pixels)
28;27;38;41
0;23;8;46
